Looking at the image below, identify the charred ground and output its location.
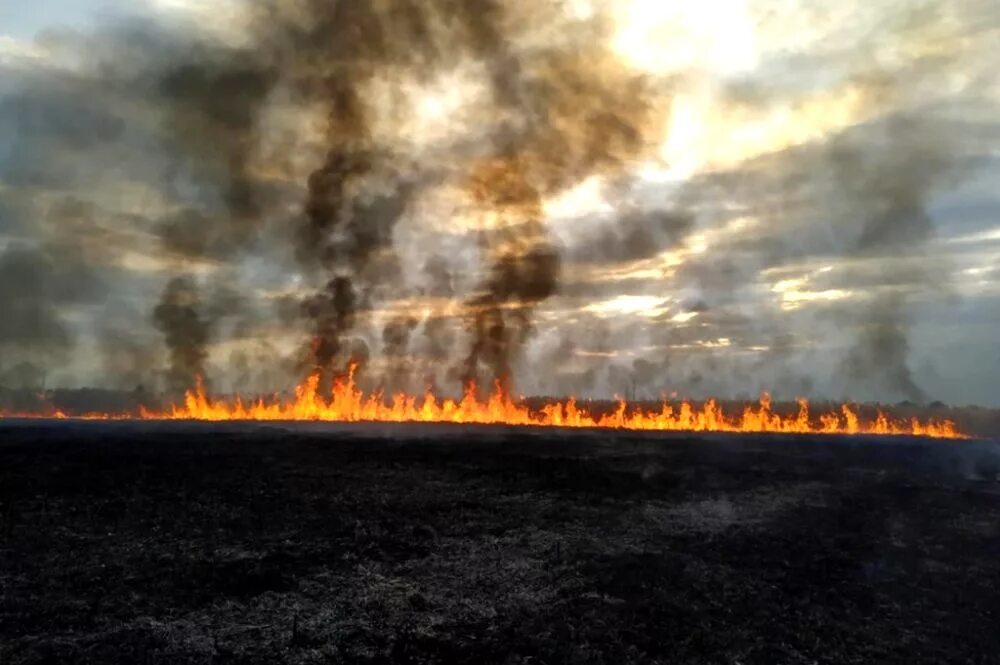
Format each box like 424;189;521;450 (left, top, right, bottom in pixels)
1;423;999;664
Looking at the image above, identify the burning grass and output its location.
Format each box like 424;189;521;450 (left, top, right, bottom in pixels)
0;367;967;439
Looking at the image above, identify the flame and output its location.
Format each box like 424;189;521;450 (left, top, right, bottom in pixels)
1;366;965;439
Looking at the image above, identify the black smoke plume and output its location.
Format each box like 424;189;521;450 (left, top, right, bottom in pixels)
152;277;210;392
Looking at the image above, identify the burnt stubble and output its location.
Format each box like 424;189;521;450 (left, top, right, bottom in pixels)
1;422;999;664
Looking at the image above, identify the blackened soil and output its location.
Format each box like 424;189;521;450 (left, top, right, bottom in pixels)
1;422;999;664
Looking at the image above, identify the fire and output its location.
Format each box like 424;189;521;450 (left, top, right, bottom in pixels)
1;366;964;439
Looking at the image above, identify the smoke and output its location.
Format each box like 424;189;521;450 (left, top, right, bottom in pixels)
380;315;420;391
265;1;663;391
1;0;997;403
150;274;273;392
453;26;660;390
156;51;278;224
0;240;108;386
844;295;924;401
0;247;74;375
118;0;668;392
152;276;211;392
276;1;502;383
0;14;293;391
610;0;995;404
654;111;961;402
226;340;290;395
99;327;163;392
570;208;695;266
300;276;357;375
827;116;954;402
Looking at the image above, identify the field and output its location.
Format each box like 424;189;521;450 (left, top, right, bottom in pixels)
2;422;999;664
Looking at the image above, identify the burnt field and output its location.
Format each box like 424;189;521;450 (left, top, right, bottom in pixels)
1;423;999;664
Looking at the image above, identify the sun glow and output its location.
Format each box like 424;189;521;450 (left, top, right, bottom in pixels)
612;0;758;76
584;295;670;318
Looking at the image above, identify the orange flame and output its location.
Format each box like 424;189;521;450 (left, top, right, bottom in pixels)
1;365;964;439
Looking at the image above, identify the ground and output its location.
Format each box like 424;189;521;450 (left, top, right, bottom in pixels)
1;422;999;664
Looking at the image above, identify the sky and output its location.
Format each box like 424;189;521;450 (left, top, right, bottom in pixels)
1;0;999;406
1;0;104;39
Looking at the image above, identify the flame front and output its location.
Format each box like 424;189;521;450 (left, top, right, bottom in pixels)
6;368;930;439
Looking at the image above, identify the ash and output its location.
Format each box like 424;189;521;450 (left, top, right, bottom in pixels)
1;422;999;664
